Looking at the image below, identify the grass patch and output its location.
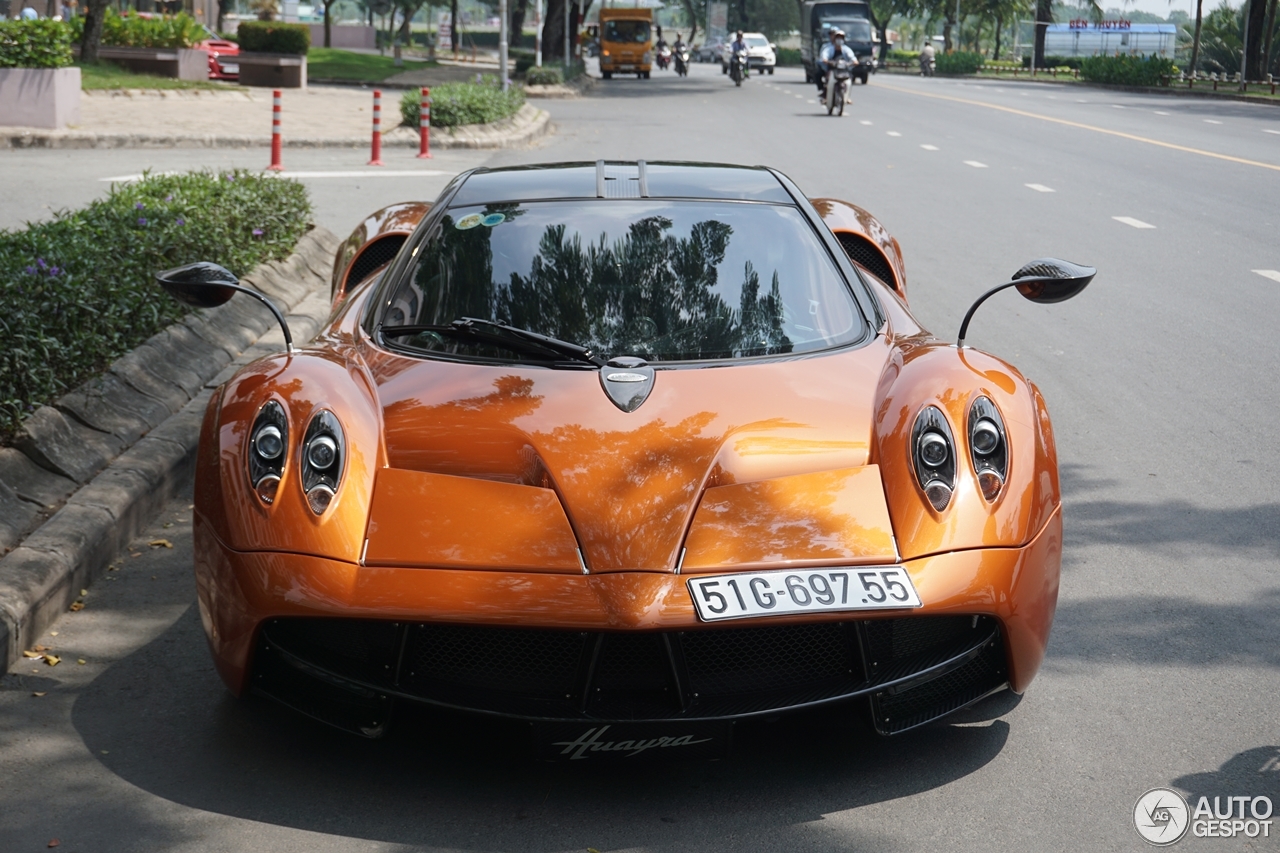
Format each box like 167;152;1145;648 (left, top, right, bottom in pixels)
77;60;240;91
307;47;436;82
0;170;312;444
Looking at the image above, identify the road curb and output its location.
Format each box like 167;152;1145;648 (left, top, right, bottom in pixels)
0;103;552;150
0;227;341;674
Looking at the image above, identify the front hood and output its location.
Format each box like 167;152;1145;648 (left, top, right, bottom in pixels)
371;340;894;573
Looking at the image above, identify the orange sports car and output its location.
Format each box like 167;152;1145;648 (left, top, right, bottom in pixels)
158;162;1094;758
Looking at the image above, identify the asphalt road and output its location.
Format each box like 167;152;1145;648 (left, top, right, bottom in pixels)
2;62;1279;852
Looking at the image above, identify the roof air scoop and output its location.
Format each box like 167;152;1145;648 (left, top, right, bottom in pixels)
599;356;655;413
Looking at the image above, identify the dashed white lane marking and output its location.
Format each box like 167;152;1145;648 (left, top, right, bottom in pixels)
101;169;449;181
887;131;901;137
1113;216;1156;229
1253;269;1280;283
860;120;872;125
1265;129;1280;134
1205;119;1223;124
964;160;988;168
920;144;939;150
1112;104;1125;109
1154;110;1170;115
1025;183;1055;192
1076;99;1088;103
795;94;805;98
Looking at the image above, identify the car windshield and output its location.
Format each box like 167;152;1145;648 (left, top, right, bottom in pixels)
822;19;872;41
746;36;769;47
381;200;864;364
603;20;651;43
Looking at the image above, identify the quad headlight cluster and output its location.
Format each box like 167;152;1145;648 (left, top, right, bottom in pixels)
911;396;1008;511
247;403;345;514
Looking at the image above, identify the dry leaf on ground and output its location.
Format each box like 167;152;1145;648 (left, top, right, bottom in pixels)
47;839;59;848
149;539;173;549
23;650;41;658
43;654;61;666
69;601;84;612
32;692;47;697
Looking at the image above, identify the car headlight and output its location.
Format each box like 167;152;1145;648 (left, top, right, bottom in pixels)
248;401;288;504
300;410;345;515
912;406;956;512
968;396;1008;501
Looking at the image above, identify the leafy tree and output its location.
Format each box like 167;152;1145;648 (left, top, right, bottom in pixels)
79;0;111;62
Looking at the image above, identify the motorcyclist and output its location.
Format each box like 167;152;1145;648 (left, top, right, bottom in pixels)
729;30;749;80
920;40;936;76
673;32;686;53
817;28;856;93
673;32;688;75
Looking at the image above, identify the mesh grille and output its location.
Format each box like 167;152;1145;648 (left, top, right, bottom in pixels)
873;641;1005;734
863;615;975;668
402;624;585;698
683;622;852;695
346;234;406;289
594;634;670;691
263;618;402;685
836;232;896;287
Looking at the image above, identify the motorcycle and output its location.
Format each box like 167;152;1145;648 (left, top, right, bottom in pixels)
824;57;854;115
920;52;936;77
674;46;690;77
729;50;748;86
656;45;672;70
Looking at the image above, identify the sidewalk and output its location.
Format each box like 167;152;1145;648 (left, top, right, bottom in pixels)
1;84;551;150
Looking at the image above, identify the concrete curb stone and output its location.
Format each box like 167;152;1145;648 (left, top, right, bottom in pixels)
0;227;341;672
1;103;553;150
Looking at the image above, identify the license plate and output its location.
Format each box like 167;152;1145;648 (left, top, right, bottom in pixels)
221;63;239;74
687;567;922;622
533;720;732;761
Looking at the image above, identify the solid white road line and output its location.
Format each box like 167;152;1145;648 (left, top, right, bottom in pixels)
1112;104;1125;109
964;160;988;168
1025;183;1055;192
1265;129;1280;135
1252;269;1280;283
100;170;449;182
1154;110;1170;115
920;144;939;150
1205;119;1223;124
887;131;901;137
1113;216;1156;229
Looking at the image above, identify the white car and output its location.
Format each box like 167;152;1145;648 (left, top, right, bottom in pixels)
720;32;777;75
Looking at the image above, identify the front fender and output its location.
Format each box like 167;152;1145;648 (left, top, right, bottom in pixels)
194;348;384;563
873;342;1060;561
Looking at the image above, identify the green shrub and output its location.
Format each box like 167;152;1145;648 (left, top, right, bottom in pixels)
68;10;203;50
0;170;312;444
887;49;919;61
936;50;983;75
775;46;801;66
400;79;525;128
0;19;73;69
236;21;310;55
524;65;563;85
1022;55;1083;70
1079;54;1177;86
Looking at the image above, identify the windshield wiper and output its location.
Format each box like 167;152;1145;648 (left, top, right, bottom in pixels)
379;317;604;367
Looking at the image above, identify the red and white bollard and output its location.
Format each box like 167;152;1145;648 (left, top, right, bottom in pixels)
267;89;284;171
367;89;385;167
416;87;432;159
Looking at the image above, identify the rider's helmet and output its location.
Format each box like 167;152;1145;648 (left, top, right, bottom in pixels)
832;28;845;43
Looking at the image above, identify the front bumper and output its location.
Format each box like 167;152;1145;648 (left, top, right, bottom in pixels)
195;508;1060;735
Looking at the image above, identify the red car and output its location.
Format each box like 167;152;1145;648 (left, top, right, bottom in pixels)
196;24;239;81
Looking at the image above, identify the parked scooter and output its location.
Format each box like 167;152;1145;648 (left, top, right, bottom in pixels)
824;57;855;115
656;44;672;70
674;46;690;77
729;50;748;86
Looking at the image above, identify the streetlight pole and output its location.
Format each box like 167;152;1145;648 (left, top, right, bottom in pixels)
564;0;570;68
535;0;543;66
955;0;961;51
1239;0;1250;88
500;0;509;90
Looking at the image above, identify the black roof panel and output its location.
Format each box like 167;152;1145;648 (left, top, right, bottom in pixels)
449;161;793;206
